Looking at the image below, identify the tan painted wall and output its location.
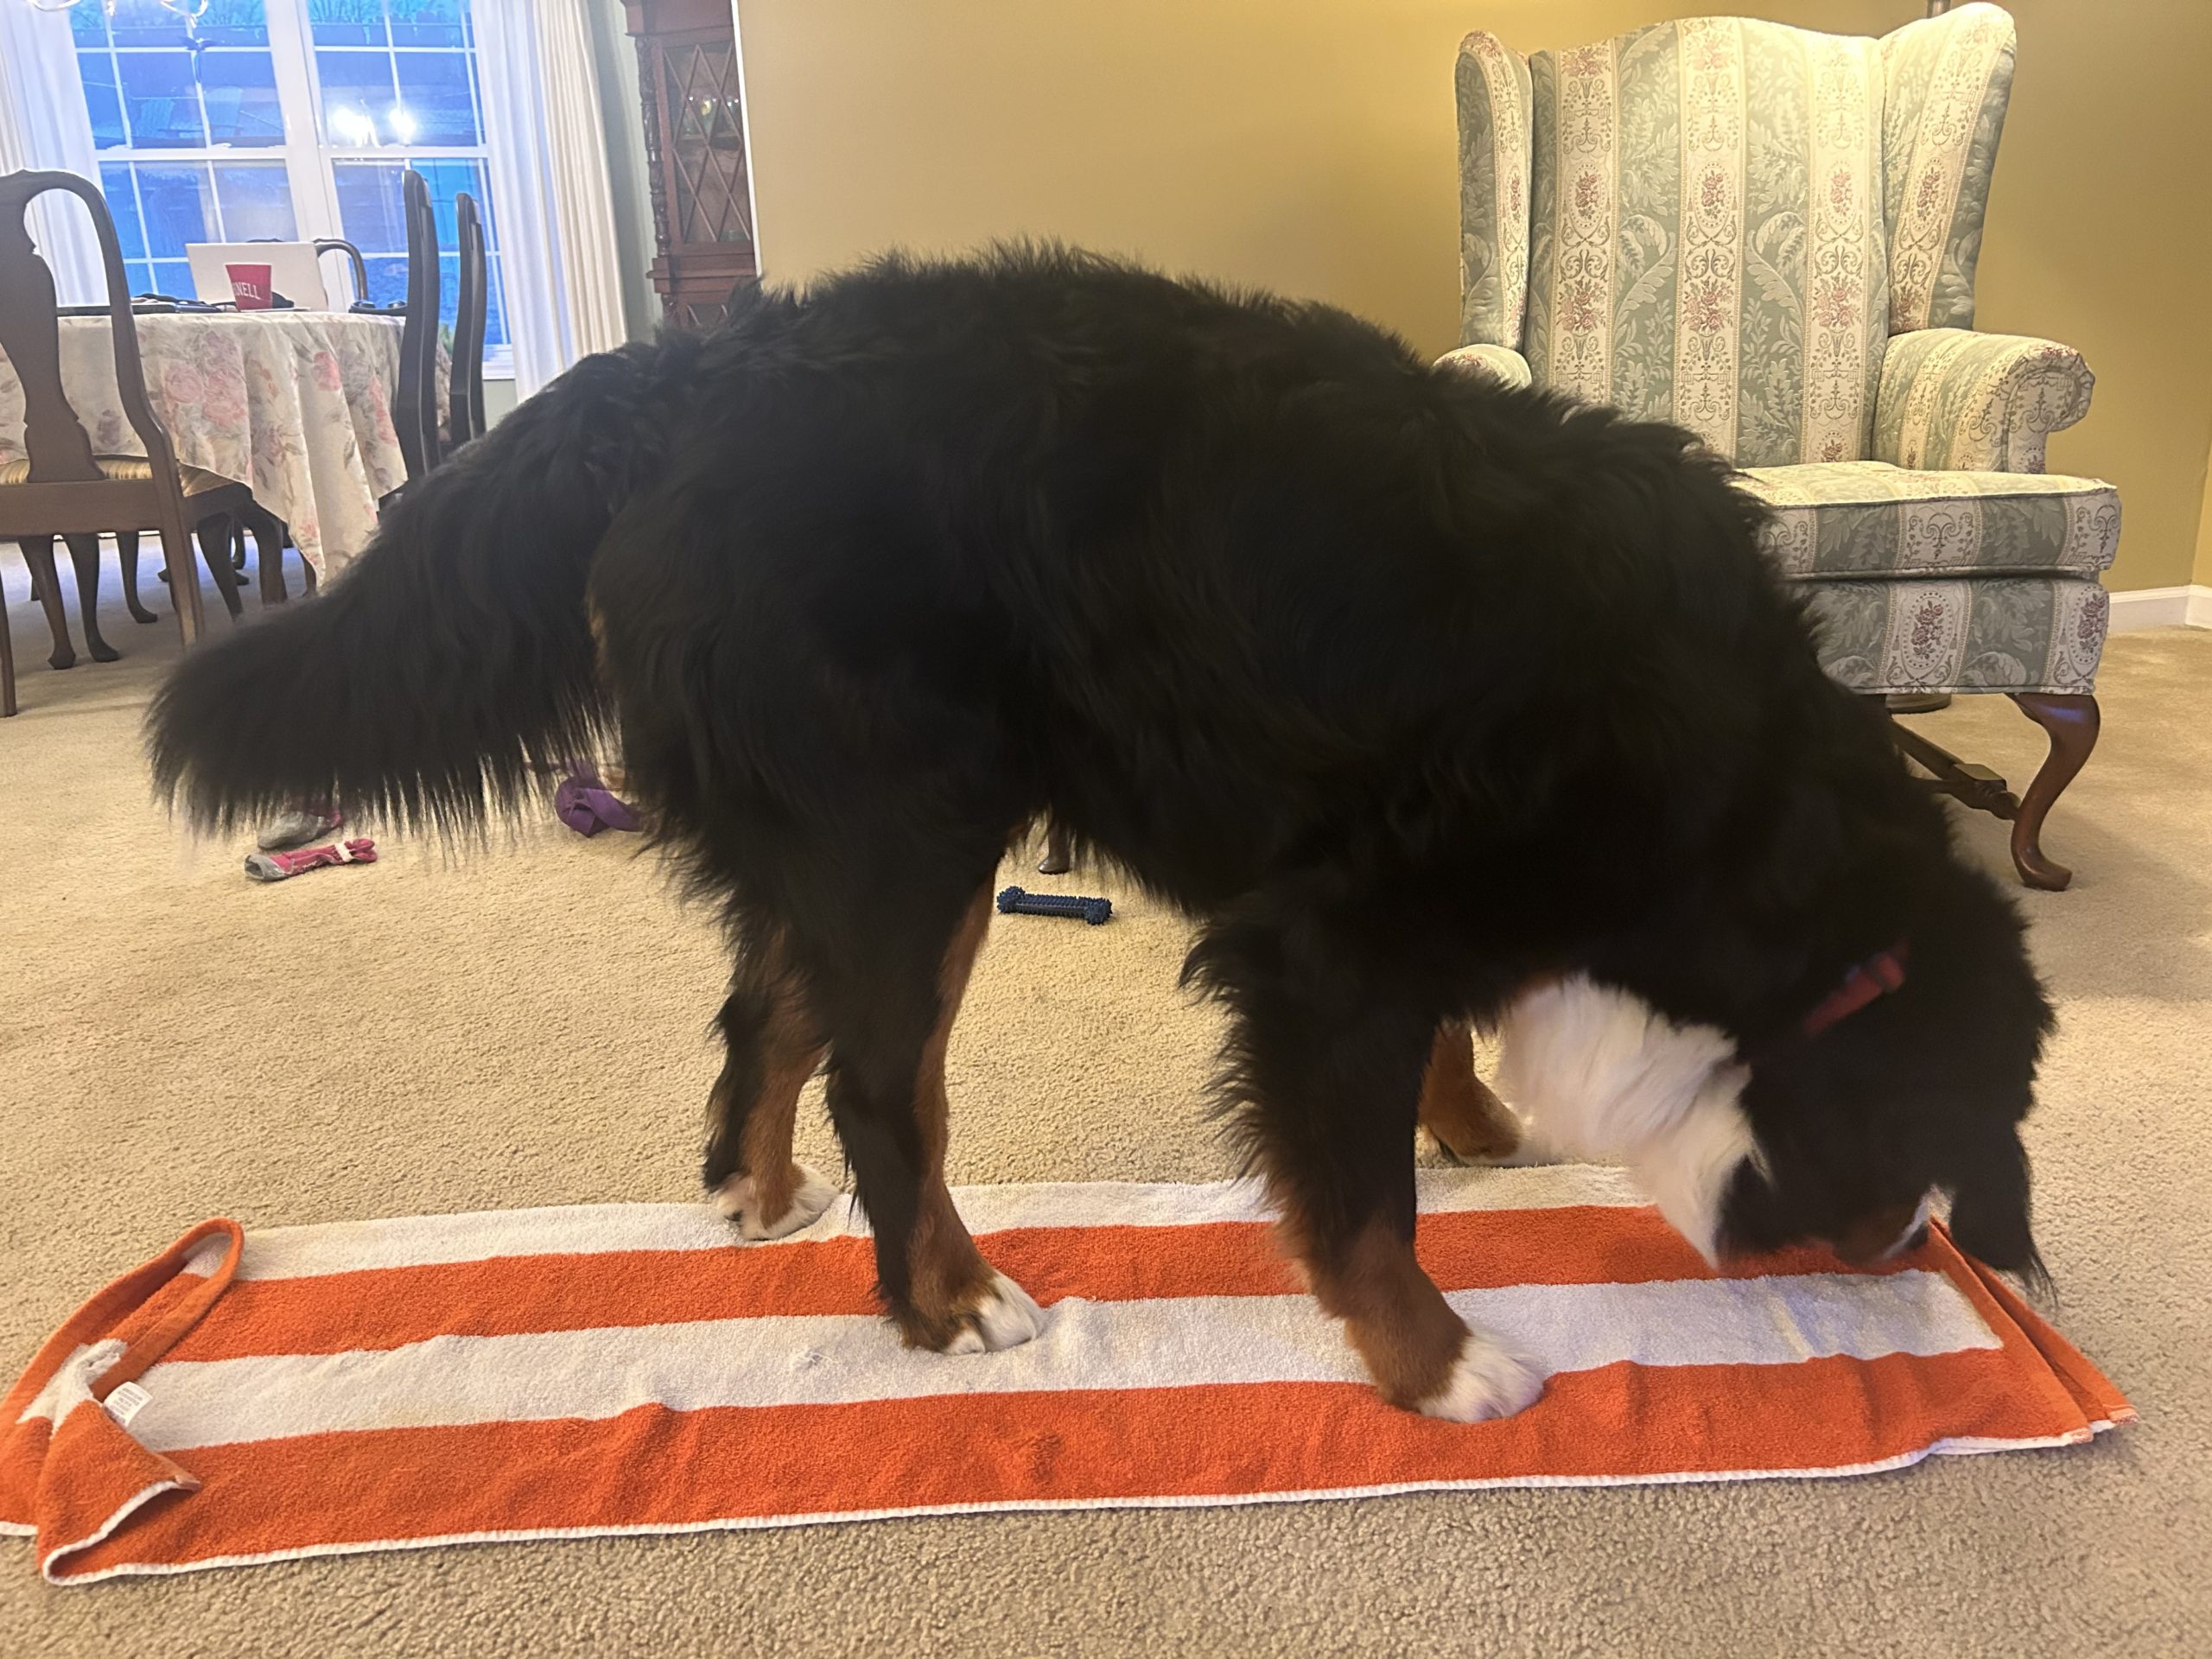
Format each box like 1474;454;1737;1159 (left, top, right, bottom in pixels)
734;0;2212;590
2195;432;2212;588
1969;1;2212;594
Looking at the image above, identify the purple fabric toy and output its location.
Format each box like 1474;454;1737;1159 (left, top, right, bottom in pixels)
554;770;641;837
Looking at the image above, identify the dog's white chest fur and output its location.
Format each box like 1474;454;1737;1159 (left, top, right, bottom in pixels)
1497;976;1756;1264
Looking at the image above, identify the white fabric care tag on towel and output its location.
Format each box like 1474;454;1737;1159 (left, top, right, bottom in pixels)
105;1381;153;1426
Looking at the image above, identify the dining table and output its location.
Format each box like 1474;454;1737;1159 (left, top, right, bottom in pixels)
0;308;442;582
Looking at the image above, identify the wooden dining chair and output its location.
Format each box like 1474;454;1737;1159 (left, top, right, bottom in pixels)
448;191;488;449
315;237;370;308
392;168;444;483
220;174;445;606
0;170;251;703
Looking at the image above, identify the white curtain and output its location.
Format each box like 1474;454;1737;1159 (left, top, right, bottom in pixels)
0;1;106;305
474;0;629;396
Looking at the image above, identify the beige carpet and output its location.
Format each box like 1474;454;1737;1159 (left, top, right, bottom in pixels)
3;554;2208;1657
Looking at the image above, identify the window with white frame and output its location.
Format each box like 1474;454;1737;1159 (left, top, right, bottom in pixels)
67;0;508;371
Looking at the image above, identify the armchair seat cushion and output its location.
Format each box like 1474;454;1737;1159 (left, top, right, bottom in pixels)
1739;461;2119;582
1802;574;2106;696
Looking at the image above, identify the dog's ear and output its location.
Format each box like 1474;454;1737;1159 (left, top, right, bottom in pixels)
1948;1123;2048;1292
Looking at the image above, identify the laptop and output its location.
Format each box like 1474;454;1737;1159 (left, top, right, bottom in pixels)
185;242;332;311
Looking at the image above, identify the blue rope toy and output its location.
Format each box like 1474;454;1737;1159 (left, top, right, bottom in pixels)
996;885;1112;925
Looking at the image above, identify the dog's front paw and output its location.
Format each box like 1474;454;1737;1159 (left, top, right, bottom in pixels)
944;1270;1046;1354
713;1162;840;1240
899;1267;1046;1355
1411;1331;1545;1423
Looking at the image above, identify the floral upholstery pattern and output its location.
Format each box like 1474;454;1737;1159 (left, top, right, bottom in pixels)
1803;575;2106;697
1436;342;1535;389
1454;32;1534;350
0;312;434;577
1875;327;2094;474
1453;3;2113;696
1880;3;2015;334
1741;463;2119;581
1523;16;1886;467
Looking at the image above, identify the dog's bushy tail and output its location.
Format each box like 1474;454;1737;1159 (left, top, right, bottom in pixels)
149;334;702;836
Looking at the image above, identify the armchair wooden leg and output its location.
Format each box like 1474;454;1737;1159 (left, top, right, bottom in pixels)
1037;824;1074;875
62;533;118;662
1;599;16;716
118;531;159;624
17;536;74;670
2007;692;2099;892
194;518;245;620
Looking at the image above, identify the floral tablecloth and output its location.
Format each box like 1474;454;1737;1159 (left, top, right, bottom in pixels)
0;312;442;579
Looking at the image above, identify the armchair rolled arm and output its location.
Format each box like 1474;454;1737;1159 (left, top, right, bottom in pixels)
1874;328;2094;474
1435;343;1534;391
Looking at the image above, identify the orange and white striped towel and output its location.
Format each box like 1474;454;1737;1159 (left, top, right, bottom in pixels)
3;1165;2130;1584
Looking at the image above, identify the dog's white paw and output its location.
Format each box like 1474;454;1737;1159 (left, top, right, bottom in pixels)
714;1163;840;1241
1414;1332;1546;1423
944;1271;1046;1355
1478;1129;1573;1168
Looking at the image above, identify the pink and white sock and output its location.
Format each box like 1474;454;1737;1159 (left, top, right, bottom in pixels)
243;837;378;882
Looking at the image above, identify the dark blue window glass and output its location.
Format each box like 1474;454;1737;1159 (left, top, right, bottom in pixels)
195;0;273;48
106;0;194;50
480;254;505;350
317;49;400;143
200;52;286;147
213;164;297;241
392;47;478;145
99;164;148;259
80;55;128;149
118;52;204;147
133;164;213;260
388;0;466;49
308;0;384;48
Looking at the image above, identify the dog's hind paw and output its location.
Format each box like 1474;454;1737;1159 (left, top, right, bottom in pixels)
714;1162;840;1241
1414;1332;1546;1423
944;1271;1046;1355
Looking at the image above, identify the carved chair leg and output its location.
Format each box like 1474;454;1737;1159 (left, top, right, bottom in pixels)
194;517;245;620
161;519;205;649
17;537;74;670
62;533;118;662
242;504;289;605
2007;692;2099;892
117;531;159;624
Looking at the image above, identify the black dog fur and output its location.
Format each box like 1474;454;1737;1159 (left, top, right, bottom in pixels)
149;246;2052;1410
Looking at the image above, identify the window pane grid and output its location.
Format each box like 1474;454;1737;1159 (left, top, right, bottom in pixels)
70;0;512;372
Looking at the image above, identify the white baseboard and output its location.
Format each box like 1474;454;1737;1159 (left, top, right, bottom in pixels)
2107;584;2212;632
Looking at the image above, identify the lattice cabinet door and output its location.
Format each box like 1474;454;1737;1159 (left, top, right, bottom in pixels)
624;0;759;328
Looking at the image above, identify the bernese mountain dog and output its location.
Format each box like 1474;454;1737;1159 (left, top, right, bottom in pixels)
149;247;2053;1421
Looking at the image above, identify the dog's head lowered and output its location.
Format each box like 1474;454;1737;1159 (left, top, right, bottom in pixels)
1499;861;2052;1281
1719;860;2054;1281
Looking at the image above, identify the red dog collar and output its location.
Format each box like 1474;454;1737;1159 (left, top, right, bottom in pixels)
1801;942;1910;1039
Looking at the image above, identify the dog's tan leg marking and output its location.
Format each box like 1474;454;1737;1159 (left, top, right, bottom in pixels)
711;938;837;1240
893;888;1043;1353
1417;1020;1524;1163
1285;1211;1545;1423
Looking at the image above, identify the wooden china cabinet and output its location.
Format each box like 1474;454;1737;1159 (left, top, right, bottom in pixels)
621;0;759;328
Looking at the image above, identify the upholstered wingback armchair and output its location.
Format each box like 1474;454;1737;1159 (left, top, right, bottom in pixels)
1447;3;2113;889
